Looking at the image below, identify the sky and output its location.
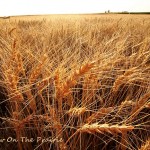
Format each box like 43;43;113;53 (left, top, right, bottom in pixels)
0;0;150;16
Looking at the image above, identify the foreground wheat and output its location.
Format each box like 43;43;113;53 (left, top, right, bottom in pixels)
0;14;150;150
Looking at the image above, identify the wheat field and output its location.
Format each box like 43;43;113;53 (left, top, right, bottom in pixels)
0;14;150;150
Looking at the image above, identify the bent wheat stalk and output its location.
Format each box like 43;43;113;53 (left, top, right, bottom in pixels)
56;62;95;114
60;61;95;97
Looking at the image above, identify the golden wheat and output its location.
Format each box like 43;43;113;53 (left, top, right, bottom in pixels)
0;14;150;150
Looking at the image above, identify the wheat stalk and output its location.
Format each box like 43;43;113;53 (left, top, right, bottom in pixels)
67;107;86;117
112;67;137;92
60;61;95;97
29;54;48;84
129;92;150;122
78;123;134;134
56;62;95;114
86;107;113;123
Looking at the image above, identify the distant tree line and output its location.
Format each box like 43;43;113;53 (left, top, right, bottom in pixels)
104;11;150;14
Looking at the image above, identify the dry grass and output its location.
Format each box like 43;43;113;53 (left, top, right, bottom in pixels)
0;14;150;150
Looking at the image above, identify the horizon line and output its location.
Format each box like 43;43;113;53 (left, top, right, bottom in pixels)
1;11;150;17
